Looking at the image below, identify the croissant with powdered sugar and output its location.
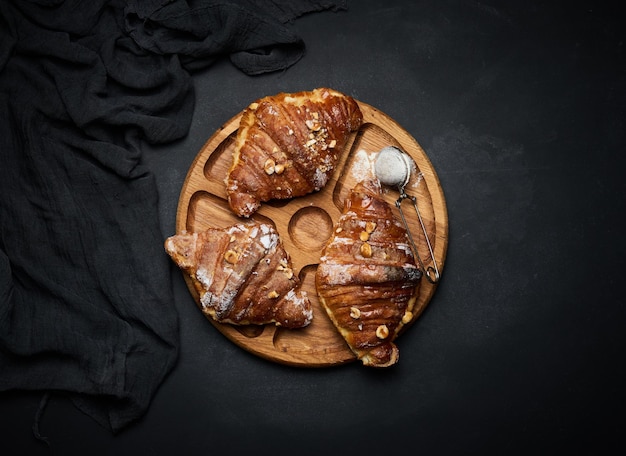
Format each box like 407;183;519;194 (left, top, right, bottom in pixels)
165;221;312;328
225;88;363;217
315;180;422;367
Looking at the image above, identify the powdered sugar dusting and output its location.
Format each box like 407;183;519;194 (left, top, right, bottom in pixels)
350;149;376;182
410;170;424;190
318;264;354;285
248;225;259;239
312;167;329;190
200;290;214;309
284;289;313;325
211;282;239;317
196;266;213;290
260;232;278;251
257;222;278;251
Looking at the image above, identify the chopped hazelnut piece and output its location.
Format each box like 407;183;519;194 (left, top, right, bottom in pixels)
267;290;280;299
365;221;377;233
277;261;294;279
376;324;389;339
224;250;239;264
264;158;275;175
305;119;321;130
328;139;337;148
360;242;372;258
349;307;361;319
274;163;285;175
359;231;370;242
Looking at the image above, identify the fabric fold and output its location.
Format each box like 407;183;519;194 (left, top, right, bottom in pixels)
0;0;346;434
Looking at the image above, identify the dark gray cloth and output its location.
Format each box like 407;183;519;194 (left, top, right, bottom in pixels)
0;0;346;433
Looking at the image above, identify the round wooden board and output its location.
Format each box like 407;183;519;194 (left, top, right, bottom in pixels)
175;101;448;367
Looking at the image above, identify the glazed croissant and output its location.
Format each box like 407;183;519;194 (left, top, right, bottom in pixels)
225;88;363;217
315;180;422;367
165;221;313;328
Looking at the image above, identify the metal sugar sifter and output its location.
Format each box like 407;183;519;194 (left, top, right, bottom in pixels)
374;146;441;284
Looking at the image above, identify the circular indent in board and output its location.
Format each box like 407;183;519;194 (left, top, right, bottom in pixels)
288;206;334;252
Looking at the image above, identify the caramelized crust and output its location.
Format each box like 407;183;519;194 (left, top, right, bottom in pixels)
315;180;422;367
165;221;312;328
226;88;363;217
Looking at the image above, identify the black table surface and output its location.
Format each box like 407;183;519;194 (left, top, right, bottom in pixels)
2;1;625;454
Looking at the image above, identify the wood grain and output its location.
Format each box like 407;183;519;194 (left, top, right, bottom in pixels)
175;101;448;367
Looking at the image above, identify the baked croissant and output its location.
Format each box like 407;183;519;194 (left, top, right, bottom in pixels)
315;180;422;367
165;221;313;328
225;88;363;217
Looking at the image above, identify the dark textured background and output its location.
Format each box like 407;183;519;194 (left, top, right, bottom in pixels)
2;1;625;454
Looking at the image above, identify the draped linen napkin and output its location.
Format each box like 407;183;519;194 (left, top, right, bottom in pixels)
0;0;346;433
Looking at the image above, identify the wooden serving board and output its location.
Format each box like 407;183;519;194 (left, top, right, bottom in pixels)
175;101;448;367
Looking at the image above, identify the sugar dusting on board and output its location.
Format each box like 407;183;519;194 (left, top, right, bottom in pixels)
350;149;376;182
412;170;424;190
